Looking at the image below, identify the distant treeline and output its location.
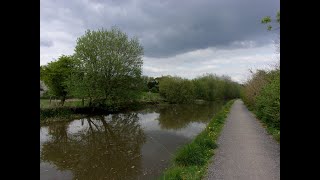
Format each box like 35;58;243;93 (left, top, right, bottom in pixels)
158;74;240;104
40;27;240;110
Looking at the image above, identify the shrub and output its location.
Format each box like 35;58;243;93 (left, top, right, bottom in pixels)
255;70;280;129
159;76;196;104
241;67;280;142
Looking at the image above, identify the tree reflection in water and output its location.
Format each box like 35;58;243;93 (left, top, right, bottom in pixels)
40;112;146;180
156;101;224;130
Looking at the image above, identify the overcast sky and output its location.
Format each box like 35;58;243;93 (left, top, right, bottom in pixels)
40;0;279;83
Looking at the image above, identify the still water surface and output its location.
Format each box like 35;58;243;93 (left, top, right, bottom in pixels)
40;101;223;180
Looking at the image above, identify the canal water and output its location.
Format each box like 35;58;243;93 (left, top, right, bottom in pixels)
40;101;224;180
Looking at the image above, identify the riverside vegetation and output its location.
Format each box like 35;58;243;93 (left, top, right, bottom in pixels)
40;27;241;122
241;66;280;142
40;23;279;179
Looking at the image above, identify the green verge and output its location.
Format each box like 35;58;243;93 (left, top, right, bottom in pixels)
253;111;280;143
244;104;280;143
158;99;235;180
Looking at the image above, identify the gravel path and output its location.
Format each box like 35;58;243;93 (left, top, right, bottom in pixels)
206;99;280;180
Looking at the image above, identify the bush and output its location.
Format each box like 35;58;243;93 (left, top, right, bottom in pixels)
241;68;280;141
150;87;158;93
193;74;240;101
255;70;280;129
159;76;196;104
40;107;73;120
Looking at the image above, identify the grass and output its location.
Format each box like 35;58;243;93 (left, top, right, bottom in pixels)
140;92;164;103
40;99;86;108
266;125;280;143
40;92;163;109
244;104;280;143
40;106;86;124
254;112;280;143
158;99;235;180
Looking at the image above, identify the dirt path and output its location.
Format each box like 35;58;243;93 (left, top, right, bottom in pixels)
206;99;280;180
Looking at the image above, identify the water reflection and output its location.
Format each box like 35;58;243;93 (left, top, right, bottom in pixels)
156;101;224;130
40;102;224;180
41;113;146;180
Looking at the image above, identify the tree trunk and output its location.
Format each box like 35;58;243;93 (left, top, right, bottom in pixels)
49;96;52;104
89;97;92;107
61;96;66;106
82;98;85;106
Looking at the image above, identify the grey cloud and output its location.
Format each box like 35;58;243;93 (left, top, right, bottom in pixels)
41;0;279;58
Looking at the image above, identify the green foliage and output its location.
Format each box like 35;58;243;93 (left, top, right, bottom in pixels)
141;76;159;92
140;92;163;103
71;27;144;108
255;70;280;129
175;143;209;166
261;16;272;24
148;78;159;92
161;167;185;180
159;100;235;179
40;66;44;79
40;55;75;105
40;107;73;121
193;74;222;101
40;99;85;108
241;68;280;142
276;11;280;23
150;87;158;93
159;74;240;104
160;166;202;180
261;11;280;30
241;70;269;107
194;132;218;149
159;76;196;104
193;74;240;101
141;76;150;92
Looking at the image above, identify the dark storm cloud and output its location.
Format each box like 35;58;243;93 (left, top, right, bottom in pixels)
41;0;279;58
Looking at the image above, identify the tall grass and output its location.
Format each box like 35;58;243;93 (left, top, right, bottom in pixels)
159;100;235;180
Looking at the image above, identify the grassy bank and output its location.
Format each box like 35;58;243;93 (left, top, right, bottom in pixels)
247;106;280;143
159;100;235;180
40;92;165;123
40;99;86;108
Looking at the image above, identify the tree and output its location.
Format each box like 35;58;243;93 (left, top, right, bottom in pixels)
262;11;280;55
41;55;75;106
159;76;196;104
72;27;144;108
40;66;44;79
261;11;280;31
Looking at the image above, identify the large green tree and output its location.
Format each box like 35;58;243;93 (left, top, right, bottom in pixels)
72;27;144;108
41;55;75;105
